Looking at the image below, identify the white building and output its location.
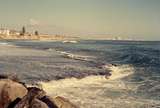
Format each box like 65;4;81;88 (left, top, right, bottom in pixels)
0;28;10;36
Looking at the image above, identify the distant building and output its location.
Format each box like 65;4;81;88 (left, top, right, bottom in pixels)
0;28;10;36
9;30;20;35
114;36;122;40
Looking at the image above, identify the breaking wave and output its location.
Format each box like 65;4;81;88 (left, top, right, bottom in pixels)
38;65;160;108
56;51;96;62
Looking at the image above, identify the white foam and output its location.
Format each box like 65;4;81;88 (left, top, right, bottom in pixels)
0;42;9;45
38;65;160;108
62;40;78;43
107;65;134;80
40;65;134;90
57;51;95;61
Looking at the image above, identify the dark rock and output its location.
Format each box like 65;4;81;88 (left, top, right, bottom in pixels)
8;98;21;108
14;87;46;108
30;98;49;108
0;76;78;108
40;96;58;108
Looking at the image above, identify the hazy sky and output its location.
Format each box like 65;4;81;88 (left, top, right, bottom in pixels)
0;0;160;40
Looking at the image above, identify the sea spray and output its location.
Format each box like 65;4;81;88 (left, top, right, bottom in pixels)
38;65;159;108
107;65;134;80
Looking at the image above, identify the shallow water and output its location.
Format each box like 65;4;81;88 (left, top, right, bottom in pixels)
0;40;160;107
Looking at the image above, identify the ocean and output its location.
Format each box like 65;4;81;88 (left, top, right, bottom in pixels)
0;40;160;108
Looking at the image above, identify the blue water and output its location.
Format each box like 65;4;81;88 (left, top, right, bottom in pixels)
0;40;160;107
12;40;160;70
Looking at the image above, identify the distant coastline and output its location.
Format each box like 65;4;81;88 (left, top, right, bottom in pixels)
0;26;79;41
0;34;79;41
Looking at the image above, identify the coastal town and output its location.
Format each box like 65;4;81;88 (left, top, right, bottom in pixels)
0;26;71;40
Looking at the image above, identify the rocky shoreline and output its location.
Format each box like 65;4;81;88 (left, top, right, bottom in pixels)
0;74;78;108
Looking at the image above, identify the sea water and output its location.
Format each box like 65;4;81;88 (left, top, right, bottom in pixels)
0;40;160;108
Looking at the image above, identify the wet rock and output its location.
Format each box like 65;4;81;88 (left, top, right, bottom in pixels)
8;98;21;108
0;76;78;108
14;87;46;108
30;98;49;108
40;96;58;108
54;96;78;108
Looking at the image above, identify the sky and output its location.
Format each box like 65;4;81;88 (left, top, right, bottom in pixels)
0;0;160;40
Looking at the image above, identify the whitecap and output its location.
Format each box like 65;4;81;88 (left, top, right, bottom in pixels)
56;51;96;62
0;42;8;45
37;65;160;108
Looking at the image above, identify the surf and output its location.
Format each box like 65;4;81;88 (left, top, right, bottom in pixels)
38;65;143;108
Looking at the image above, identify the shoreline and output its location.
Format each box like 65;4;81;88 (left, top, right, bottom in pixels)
0;34;79;41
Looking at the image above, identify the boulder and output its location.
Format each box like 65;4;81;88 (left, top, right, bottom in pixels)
0;79;27;108
14;87;46;108
0;77;78;108
54;96;78;108
40;96;58;108
30;98;49;108
18;87;59;108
